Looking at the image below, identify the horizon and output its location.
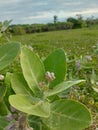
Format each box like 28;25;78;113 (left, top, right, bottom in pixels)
0;0;98;24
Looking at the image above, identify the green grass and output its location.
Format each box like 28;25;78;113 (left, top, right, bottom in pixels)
7;28;98;57
1;28;98;57
0;27;98;72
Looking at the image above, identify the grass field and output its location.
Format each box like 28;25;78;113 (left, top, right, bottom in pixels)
0;28;98;57
0;27;98;73
10;28;98;57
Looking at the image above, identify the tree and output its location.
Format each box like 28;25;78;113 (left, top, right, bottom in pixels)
67;17;82;28
53;15;58;24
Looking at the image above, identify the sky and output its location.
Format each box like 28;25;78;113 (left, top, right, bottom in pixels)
0;0;98;24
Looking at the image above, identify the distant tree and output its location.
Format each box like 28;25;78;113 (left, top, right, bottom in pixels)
86;16;95;27
47;23;56;31
10;25;26;35
41;25;49;32
53;15;58;24
65;22;74;29
67;17;82;28
76;14;87;28
76;14;83;21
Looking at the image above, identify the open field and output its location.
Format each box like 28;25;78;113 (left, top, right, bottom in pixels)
0;28;98;58
4;27;97;74
10;28;98;57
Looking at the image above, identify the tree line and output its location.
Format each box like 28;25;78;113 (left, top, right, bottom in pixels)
7;15;98;35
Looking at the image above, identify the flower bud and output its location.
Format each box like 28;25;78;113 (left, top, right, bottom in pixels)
75;60;81;70
0;74;4;80
45;71;56;82
39;82;46;88
85;55;92;61
6;114;14;121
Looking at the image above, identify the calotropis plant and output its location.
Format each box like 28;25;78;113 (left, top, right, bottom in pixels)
8;47;92;130
0;42;20;129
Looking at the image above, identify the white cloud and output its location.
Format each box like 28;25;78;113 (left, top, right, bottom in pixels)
77;8;98;14
0;0;98;24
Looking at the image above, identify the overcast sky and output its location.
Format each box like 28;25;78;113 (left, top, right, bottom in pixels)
0;0;98;24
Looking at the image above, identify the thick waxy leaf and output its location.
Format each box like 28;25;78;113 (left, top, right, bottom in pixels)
43;99;92;130
1;20;12;32
0;102;9;116
44;80;85;97
9;95;50;118
0;85;6;101
20;47;45;95
0;116;9;130
28;116;50;130
11;73;31;95
4;72;14;110
5;72;12;88
44;49;66;88
0;42;20;71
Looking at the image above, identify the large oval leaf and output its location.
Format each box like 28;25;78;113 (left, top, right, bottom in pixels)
0;42;20;71
20;47;45;95
0;85;6;101
44;80;85;97
42;99;92;130
0;102;9;116
9;95;50;118
11;73;32;95
44;49;66;88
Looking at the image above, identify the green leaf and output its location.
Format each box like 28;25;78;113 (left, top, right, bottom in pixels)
20;47;45;95
5;72;12;88
1;20;12;32
44;49;66;88
0;85;6;101
42;99;92;130
29;116;50;130
4;72;14;110
0;42;20;71
0;116;9;130
11;73;32;95
44;80;85;97
9;94;50;118
0;102;9;116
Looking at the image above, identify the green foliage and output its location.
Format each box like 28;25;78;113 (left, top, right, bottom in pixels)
44;49;67;87
42;99;91;130
1;20;12;33
0;42;20;71
20;47;45;95
0;116;9;130
44;80;85;98
0;85;6;102
0;20;12;38
11;73;31;95
0;22;97;129
0;42;20;105
0;41;20;129
9;47;91;130
9;95;50;118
